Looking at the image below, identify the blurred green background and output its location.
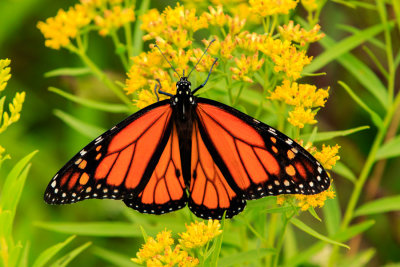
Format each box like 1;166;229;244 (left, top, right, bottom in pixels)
0;0;399;266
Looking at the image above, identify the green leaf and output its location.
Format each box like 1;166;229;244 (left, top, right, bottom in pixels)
0;150;38;221
323;192;341;236
304;22;391;74
17;241;30;267
44;67;91;78
53;109;105;139
32;236;76;267
210;214;225;267
49;87;131;114
290;218;349;249
355;195;400;216
332;162;357;184
286;220;374;266
318;35;389;108
336;24;386;50
338;81;383;128
50;242;91;267
375;135;400;160
339;248;375;267
34;221;186;237
92;247;139;267
300;125;370;142
218;248;276;267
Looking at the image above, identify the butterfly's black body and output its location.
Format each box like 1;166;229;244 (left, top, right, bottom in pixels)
45;54;331;220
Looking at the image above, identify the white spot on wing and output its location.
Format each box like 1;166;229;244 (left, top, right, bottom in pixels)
80;150;87;156
51;181;56;188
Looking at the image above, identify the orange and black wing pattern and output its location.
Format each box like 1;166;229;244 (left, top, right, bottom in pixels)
192;98;330;218
44;100;182;209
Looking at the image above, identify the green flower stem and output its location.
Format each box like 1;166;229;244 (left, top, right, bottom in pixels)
110;31;130;71
376;0;394;104
269;14;278;35
75;49;134;109
266;213;278;266
232;84;244;107
124;22;133;60
272;212;294;267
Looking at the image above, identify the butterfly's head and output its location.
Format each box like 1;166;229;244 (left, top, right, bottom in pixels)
176;77;192;95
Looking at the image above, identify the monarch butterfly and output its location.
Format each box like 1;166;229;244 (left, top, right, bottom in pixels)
44;42;330;220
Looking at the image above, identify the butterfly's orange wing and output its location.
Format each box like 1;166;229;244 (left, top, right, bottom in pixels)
188;98;330;218
44;101;187;212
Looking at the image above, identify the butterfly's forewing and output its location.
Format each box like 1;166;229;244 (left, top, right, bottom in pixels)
195;98;330;204
44;100;174;204
123;123;188;214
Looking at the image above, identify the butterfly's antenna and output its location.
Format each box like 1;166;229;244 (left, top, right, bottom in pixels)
187;39;216;78
154;44;180;78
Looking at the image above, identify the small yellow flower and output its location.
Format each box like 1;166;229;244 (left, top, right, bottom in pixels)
37;4;91;50
95;5;135;36
288;106;317;128
249;0;299;17
295;186;335;211
236;32;264;52
301;0;318;11
202;5;227;27
163;3;208;32
141;9;165;40
162;27;192;49
259;37;312;79
179;220;222;249
278;21;325;46
231;53;264;83
190;49;217;73
229;3;261;24
227;15;246;35
132;230;174;264
202;35;236;59
313;144;340;170
0;59;11;92
269;80;329;108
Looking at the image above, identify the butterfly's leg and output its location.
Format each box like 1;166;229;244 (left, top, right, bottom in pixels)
192;57;218;94
154;79;173;101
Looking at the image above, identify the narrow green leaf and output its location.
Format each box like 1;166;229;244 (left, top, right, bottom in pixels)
290;218;349;249
339;248;375;267
375;135;400;160
323;193;341;236
338;81;383;128
286;220;374;266
355;195;400;216
336;24;386;50
282;224;297;263
210;214;225;267
32;236;76;267
308;207;322;221
300;125;370;142
304;22;391;74
44;67;91;78
92;247;139;267
51;242;91;267
49;87;131;114
35;222;141;237
331;0;376;9
305;27;390;108
53;109;105;139
332;162;357;183
17;241;30;267
265;206;295;214
218;248;276;267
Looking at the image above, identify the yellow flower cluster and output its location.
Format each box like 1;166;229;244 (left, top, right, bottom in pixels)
0;59;26;135
301;0;318;12
249;0;298;17
269;80;329;128
179;220;223;249
37;4;91;49
279;21;325;46
277;142;339;210
95;5;135;36
37;0;135;49
133;220;222;266
230;53;264;83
